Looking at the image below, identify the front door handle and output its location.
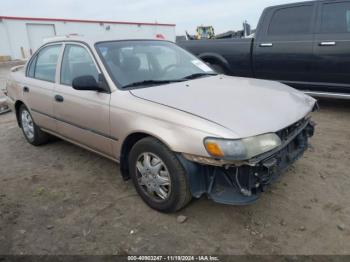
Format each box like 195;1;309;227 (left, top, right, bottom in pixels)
23;86;29;93
319;41;336;46
259;43;273;47
54;95;64;103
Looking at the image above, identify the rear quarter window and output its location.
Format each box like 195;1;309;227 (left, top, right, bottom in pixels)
27;56;37;78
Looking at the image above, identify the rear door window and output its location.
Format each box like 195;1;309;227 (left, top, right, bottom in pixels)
320;2;350;33
33;45;61;82
268;5;314;35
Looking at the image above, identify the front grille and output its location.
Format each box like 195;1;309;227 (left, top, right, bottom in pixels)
276;118;307;142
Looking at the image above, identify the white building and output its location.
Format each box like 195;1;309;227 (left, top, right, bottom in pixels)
0;16;176;60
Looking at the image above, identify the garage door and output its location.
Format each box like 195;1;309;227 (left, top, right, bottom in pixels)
26;24;56;54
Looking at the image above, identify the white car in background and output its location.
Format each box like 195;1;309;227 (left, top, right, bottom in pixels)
0;94;11;114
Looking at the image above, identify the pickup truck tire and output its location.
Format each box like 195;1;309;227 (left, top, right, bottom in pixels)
128;137;192;213
19;104;49;146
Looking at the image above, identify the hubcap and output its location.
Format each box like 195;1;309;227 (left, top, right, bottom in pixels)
136;152;171;201
21;110;34;140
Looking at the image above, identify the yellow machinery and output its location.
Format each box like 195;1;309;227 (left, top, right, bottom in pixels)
195;26;215;40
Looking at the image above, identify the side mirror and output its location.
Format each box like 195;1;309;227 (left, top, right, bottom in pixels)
72;75;107;92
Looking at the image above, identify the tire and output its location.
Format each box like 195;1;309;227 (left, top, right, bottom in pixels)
209;63;226;74
19;104;50;146
128;137;192;213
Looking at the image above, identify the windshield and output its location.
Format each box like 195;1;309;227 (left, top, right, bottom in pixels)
95;40;216;89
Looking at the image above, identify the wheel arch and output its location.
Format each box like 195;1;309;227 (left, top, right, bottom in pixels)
197;53;231;74
119;131;174;180
14;100;25;127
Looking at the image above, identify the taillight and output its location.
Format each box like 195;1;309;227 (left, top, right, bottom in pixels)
3;80;9;96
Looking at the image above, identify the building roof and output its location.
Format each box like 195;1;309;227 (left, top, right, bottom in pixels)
0;15;175;27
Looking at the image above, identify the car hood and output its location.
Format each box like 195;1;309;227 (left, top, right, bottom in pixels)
130;75;316;138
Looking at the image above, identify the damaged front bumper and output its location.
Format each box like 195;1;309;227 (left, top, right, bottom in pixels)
178;118;315;205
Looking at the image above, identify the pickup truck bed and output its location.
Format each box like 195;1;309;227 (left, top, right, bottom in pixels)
181;38;253;78
179;0;350;99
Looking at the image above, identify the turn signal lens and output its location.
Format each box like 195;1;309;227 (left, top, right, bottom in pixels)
205;142;224;157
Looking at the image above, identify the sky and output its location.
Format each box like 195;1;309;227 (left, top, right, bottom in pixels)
1;0;302;35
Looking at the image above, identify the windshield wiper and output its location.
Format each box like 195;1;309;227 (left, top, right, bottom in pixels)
181;73;217;80
122;79;185;89
122;73;217;89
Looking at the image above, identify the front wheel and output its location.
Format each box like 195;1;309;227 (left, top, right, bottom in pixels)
128;137;192;213
19;104;49;146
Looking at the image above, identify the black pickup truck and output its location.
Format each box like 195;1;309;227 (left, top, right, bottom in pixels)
179;0;350;99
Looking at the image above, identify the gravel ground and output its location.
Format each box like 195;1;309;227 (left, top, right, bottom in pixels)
0;64;350;255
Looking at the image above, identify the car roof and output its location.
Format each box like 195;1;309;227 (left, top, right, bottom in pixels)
43;35;168;46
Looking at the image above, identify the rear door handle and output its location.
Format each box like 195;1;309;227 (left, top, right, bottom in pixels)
259;43;273;47
319;41;336;46
54;94;64;103
23;86;29;93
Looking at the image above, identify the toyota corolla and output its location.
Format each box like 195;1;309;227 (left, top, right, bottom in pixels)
5;36;317;212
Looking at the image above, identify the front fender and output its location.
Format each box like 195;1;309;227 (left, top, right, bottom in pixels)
197;53;231;73
109;91;237;160
113;110;221;159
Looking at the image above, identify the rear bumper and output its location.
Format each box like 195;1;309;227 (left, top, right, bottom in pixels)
178;120;315;205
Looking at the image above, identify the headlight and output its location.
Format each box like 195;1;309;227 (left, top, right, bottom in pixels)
204;133;281;160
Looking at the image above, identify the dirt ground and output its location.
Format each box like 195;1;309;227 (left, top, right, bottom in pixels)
0;63;350;255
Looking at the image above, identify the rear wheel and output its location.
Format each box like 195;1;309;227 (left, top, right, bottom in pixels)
128;137;192;213
19;104;49;146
